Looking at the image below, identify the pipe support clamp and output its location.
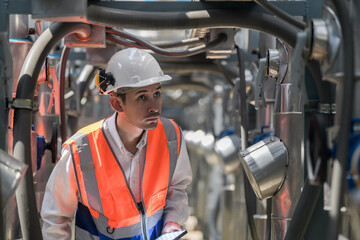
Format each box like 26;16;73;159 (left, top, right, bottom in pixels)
8;98;39;111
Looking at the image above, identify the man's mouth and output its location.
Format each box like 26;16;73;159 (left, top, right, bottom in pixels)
145;113;160;121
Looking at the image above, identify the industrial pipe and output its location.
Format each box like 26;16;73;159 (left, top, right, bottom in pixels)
59;46;70;144
87;5;299;48
254;0;306;30
107;29;205;49
106;28;227;57
236;47;260;240
328;0;355;238
13;22;91;240
284;179;322;240
88;3;331;105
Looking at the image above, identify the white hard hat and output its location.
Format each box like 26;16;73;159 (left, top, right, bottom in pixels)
95;48;171;95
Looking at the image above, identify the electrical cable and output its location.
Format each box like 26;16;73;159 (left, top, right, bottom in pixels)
215;60;236;87
254;0;306;30
236;46;259;240
106;28;226;57
59;46;70;144
327;0;355;239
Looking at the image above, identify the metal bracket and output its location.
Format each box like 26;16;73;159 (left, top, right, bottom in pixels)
288;31;308;112
8;98;39;111
319;103;336;115
255;58;267;110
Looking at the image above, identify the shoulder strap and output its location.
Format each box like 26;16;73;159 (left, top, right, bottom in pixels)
159;117;182;185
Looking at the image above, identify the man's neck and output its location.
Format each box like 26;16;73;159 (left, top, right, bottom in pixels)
116;113;144;155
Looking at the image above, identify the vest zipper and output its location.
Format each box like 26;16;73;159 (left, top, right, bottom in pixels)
137;202;149;240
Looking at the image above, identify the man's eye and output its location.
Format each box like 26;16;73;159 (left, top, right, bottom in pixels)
154;91;161;97
138;95;146;100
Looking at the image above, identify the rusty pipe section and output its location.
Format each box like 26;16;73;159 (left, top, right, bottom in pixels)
13;22;91;240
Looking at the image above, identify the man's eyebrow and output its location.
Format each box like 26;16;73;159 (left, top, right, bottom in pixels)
134;86;161;95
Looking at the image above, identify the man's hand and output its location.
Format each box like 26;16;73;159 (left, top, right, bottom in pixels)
161;222;183;234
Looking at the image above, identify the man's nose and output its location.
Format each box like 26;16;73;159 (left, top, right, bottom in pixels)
148;98;160;113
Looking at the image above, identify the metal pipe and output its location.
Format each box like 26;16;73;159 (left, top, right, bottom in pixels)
106;28;227;57
0;29;13;240
284;179;322;240
59;46;70;144
253;0;306;30
307;60;335;104
87;5;299;48
13;22;91;240
88;3;329;106
328;0;355;238
107;29;205;48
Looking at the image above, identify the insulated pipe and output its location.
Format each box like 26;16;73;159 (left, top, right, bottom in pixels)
284;179;322;240
59;46;71;144
87;5;299;48
13;22;91;240
328;0;355;239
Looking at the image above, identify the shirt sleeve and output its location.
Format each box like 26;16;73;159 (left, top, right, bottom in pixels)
163;132;193;226
40;145;79;240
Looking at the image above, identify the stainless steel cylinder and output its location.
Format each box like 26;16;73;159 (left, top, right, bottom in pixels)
272;112;304;240
310;19;328;60
239;136;288;200
9;15;29;39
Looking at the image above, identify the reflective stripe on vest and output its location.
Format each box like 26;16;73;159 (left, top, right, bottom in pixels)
65;117;181;236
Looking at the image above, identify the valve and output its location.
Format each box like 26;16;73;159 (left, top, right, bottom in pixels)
34;122;58;170
252;125;274;144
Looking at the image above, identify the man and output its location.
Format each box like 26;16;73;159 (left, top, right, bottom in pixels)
41;48;192;240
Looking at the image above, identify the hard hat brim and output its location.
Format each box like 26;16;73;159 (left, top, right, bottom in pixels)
103;74;172;95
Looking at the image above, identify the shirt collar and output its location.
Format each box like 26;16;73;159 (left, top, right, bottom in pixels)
105;112;148;151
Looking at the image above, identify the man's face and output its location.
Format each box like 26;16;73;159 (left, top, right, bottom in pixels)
118;83;162;130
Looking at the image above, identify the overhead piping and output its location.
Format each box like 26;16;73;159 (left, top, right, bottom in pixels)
106;29;205;49
88;4;332;104
13;22;91;240
106;28;227;57
87;5;299;47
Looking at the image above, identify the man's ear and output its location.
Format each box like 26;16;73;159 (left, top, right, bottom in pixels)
110;96;124;112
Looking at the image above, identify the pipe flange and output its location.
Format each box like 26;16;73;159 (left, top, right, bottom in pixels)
310;19;329;60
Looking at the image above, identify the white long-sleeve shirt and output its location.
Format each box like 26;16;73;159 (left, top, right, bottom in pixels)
40;113;192;240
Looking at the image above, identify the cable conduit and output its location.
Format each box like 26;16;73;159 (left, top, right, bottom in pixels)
13;22;91;240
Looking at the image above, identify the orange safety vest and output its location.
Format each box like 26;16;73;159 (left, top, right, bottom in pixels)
65;117;181;236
